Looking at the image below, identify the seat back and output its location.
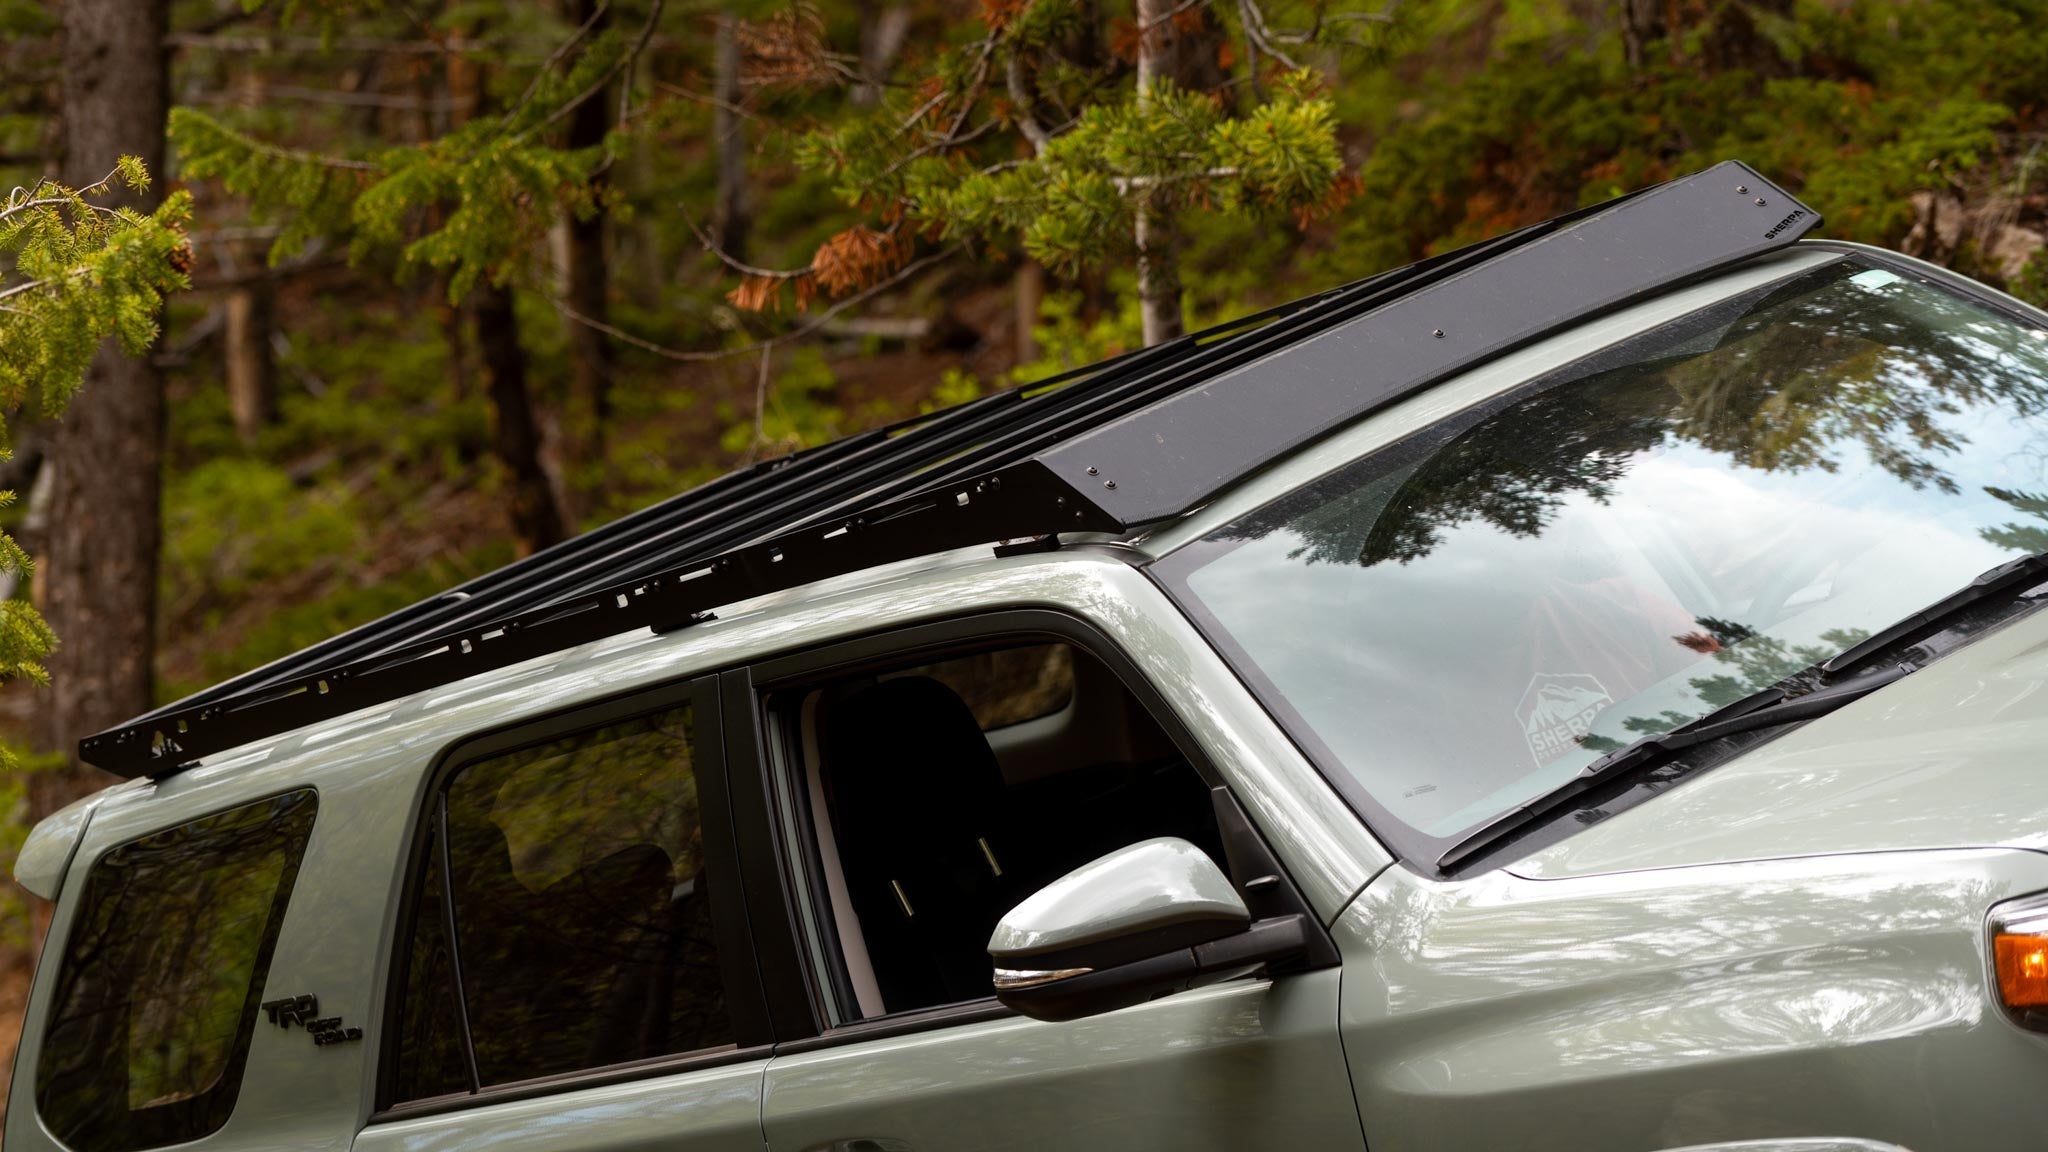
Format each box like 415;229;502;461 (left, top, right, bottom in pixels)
820;676;1013;1010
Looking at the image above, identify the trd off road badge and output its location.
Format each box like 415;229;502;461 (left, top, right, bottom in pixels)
261;993;363;1047
1518;673;1613;765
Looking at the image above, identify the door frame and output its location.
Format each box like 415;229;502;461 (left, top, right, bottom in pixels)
366;672;775;1122
721;607;1339;1051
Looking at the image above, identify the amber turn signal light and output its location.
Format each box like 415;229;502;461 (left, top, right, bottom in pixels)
1995;934;2048;1008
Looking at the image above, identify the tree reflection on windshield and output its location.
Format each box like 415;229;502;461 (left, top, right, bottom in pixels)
1173;260;2048;851
1233;266;2048;572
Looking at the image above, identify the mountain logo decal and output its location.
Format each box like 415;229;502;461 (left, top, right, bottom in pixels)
1518;673;1613;766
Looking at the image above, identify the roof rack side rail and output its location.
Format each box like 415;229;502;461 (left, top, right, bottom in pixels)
82;160;1818;778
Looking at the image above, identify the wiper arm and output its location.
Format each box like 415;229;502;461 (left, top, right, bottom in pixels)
1434;661;1914;873
1819;550;2048;678
1434;550;2048;874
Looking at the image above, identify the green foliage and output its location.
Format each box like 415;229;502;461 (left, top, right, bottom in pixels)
168;110;368;263
718;347;845;456
0;159;186;738
1313;0;2043;286
784;0;1369;313
920;76;1343;274
161;459;363;624
160;540;518;703
0;161;190;417
173;106;607;299
170;14;642;296
923;367;984;412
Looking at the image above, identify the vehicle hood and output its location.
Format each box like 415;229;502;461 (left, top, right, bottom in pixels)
1511;605;2048;879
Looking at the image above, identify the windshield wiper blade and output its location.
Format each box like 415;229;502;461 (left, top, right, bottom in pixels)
1435;550;2048;874
1820;550;2048;679
1434;661;1914;873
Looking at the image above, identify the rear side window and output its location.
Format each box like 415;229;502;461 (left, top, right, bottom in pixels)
36;790;318;1152
391;703;738;1103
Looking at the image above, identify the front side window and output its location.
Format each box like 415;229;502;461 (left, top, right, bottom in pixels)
37;790;318;1152
781;638;1221;1020
1158;260;2048;860
392;703;737;1103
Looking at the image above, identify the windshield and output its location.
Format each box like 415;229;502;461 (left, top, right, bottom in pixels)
1156;259;2048;859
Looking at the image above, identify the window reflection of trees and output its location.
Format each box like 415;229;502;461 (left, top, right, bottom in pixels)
1222;267;2048;572
36;791;316;1152
397;706;734;1097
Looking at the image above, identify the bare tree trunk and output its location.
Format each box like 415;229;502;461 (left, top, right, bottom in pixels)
565;0;614;459
1014;261;1043;364
474;284;570;553
32;0;169;829
712;13;751;262
1620;0;1661;71
1134;0;1184;346
854;1;912;106
225;279;276;445
452;38;568;548
439;279;470;403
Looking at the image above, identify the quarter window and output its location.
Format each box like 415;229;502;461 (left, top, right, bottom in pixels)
392;703;738;1102
36;789;318;1152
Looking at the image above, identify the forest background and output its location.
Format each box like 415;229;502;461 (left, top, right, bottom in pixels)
0;0;2045;1111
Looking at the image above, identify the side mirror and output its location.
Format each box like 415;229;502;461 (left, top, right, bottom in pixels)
988;836;1309;1022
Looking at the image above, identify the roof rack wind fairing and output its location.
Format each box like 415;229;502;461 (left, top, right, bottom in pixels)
82;160;1820;778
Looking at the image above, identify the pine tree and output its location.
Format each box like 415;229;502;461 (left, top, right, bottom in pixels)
726;0;1391;345
0;161;189;751
167;3;664;550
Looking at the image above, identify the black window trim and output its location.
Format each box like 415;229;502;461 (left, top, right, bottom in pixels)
35;786;320;1152
727;607;1337;1049
369;673;773;1122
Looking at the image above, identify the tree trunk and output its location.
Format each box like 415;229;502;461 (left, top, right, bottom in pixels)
854;1;912;106
1133;0;1184;346
474;284;570;553
452;38;569;549
712;13;751;262
565;0;614;456
33;0;170;823
1014;261;1043;364
225;279;276;445
1620;0;1662;71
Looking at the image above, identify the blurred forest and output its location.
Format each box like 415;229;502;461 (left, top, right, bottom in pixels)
1;0;2047;1110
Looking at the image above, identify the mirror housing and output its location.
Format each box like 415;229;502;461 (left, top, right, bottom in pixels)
988;837;1309;1022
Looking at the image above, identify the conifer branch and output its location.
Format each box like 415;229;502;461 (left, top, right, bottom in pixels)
1006;51;1052;156
509;0;667;146
552;243;961;362
498;0;613;137
1140;0;1212;32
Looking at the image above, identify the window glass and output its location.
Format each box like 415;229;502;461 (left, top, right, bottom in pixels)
389;830;469;1102
1162;261;2048;858
810;642;1219;1016
36;790;317;1152
396;704;734;1096
890;643;1075;730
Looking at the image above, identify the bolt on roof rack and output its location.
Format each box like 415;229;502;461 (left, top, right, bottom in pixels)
82;159;1819;778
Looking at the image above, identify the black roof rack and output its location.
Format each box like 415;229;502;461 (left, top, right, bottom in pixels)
82;159;1819;778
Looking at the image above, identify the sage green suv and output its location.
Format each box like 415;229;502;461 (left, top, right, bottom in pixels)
11;164;2045;1152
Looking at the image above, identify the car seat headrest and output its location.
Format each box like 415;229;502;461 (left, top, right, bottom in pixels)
822;675;1004;862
